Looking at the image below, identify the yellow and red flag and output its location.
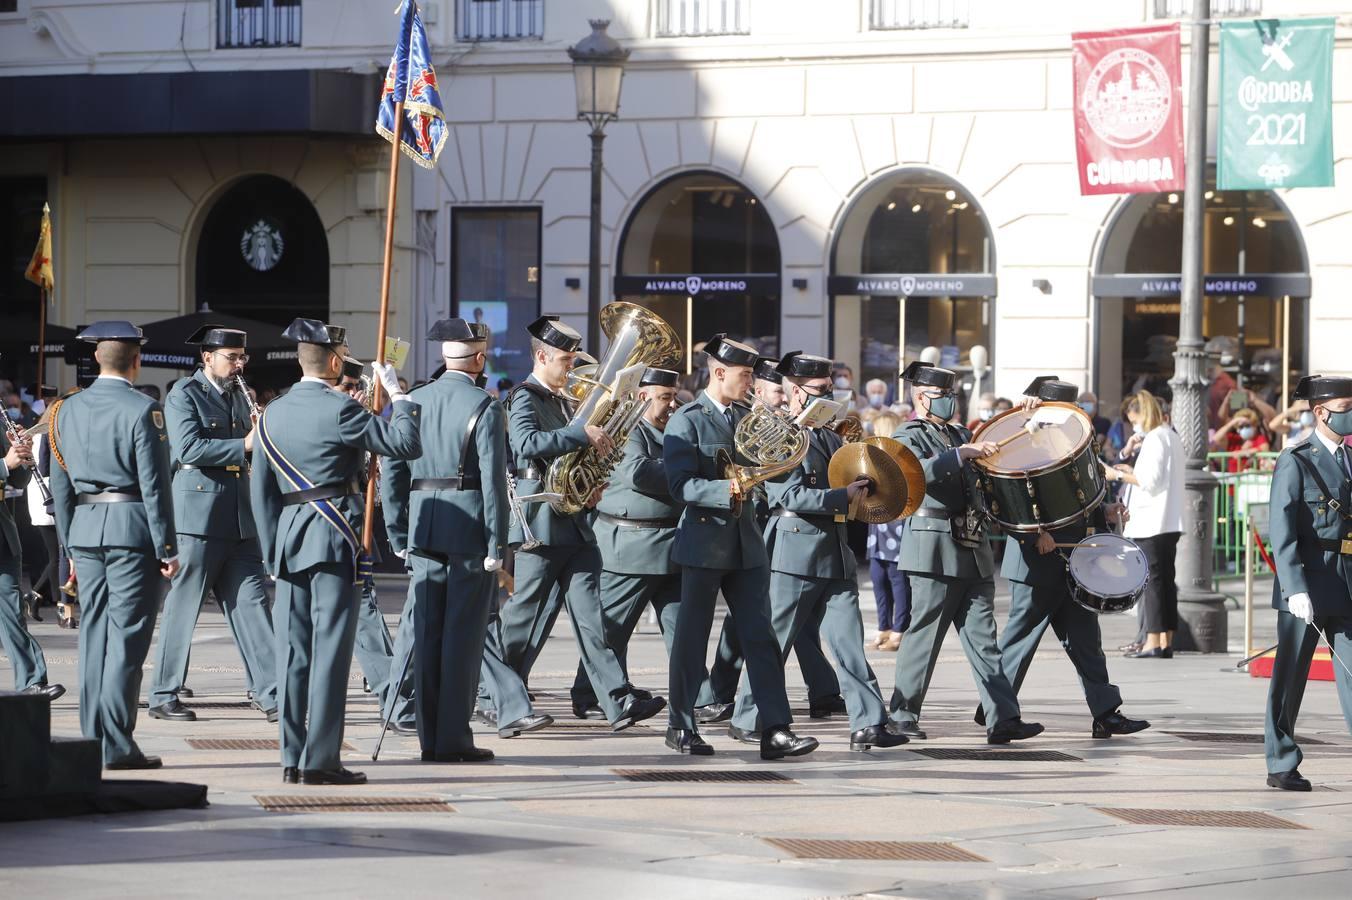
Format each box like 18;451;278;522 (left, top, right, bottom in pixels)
25;202;53;292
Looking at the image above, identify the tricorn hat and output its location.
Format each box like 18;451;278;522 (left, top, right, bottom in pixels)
1023;375;1079;403
427;318;480;342
753;356;783;384
185;325;246;349
527;315;581;353
900;361;956;390
640;367;680;388
776;351;832;380
1293;375;1352;404
282;318;346;347
703;333;758;369
77;321;147;345
340;357;365;381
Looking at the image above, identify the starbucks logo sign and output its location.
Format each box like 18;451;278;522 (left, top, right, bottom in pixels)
241;219;284;272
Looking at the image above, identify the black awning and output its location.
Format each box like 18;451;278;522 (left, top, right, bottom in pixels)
138;311;296;371
0;69;378;139
0;317;77;357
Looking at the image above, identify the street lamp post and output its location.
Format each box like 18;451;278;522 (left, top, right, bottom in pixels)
1170;3;1227;652
569;19;629;356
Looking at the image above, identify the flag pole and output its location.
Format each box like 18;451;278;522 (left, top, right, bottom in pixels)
361;97;405;555
37;287;46;394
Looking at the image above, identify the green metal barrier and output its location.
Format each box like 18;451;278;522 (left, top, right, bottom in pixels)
1208;450;1280;587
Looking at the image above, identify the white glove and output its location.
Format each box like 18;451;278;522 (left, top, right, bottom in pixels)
483;557;502;572
371;361;405;401
1288;592;1314;624
394;548;408;561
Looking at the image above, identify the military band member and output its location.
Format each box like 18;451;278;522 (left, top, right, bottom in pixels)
570;367;682;718
49;321;178;769
990;376;1149;739
890;361;1042;744
480;315;665;734
382;319;503;762
251;318;421;786
728;352;905;752
337;357;416;735
147;326;278;724
1264;374;1352;791
664;334;816;758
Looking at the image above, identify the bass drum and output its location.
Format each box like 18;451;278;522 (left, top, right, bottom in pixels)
973;402;1106;533
1066;533;1148;614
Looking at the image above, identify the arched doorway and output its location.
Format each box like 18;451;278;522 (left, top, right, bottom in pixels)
615;172;780;369
1092;175;1310;417
829;169;995;407
194;175;329;326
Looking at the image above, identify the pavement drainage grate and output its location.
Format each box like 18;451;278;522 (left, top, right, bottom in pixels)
188;739;355;751
139;701;253;710
763;838;987;862
1096;808;1306;829
910;748;1081;762
1166;731;1328;746
613;769;797;783
256;795;454;814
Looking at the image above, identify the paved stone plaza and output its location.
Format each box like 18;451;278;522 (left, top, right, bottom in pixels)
2;574;1350;898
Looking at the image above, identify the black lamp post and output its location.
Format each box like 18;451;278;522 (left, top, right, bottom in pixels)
569;19;629;355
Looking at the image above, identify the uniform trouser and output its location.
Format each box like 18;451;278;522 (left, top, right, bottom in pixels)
72;546;160;765
0;555;47;690
1264;611;1352;774
274;562;359;771
571;570;682;707
148;534;278;708
481;544;634;723
410;553;492;755
695;611;841;706
669;564;790;732
890;572;1021;731
732;573;886;733
356;579;416;729
1001;580;1123;718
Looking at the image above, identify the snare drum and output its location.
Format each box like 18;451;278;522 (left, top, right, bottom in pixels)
973;402;1106;532
1065;533;1148;614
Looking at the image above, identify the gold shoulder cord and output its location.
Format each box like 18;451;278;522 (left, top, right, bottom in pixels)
48;397;68;472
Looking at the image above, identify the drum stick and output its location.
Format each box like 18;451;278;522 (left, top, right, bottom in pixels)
1053;542;1108;549
994;420;1053;449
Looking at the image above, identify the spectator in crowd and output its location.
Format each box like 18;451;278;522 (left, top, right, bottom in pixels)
862;378;890;411
865;412;906;650
1077;391;1111;438
968;392;997;430
994;397;1014;413
1210;406;1271;472
1103;390;1184;659
1269;399;1316;449
1205;335;1240;430
893;400;914;421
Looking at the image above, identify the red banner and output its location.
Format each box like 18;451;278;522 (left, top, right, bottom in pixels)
1072;25;1185;195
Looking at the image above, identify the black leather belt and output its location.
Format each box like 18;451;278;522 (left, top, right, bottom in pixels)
77;490;141;505
595;511;678;529
282;480;361;506
179;464;242;475
1314;538;1352;555
770;508;841;527
411;476;480;492
515;467;542;480
911;508;952;520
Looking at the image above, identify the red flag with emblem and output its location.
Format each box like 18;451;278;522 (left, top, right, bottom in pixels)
25;203;53;292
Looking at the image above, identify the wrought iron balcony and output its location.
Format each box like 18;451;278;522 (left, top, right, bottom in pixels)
457;0;544;42
1154;0;1262;18
218;0;301;50
869;0;969;31
654;0;750;38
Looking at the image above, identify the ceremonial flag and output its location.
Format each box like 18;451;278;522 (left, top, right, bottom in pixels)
1072;25;1185;196
25;202;53;292
376;0;448;170
1218;18;1334;190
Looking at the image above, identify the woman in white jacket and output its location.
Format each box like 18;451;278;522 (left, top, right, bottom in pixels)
1102;391;1185;658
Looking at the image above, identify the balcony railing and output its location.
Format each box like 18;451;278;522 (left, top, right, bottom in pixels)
655;0;750;38
1154;0;1261;18
218;0;301;49
870;0;969;31
457;0;543;42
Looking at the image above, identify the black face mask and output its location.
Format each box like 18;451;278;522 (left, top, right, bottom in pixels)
798;384;831;401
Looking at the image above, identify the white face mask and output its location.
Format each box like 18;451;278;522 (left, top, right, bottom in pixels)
1133;422;1146;436
868;393;885;408
978;408;994;421
834;376;851;390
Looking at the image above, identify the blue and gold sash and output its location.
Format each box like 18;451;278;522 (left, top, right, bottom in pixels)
257;409;373;585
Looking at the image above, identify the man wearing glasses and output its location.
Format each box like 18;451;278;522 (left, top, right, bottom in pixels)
147;326;278;723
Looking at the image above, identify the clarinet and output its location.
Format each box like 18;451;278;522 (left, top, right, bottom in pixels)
234;374;262;419
3;414;52;510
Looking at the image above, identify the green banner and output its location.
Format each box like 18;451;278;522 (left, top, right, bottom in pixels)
1219;18;1334;190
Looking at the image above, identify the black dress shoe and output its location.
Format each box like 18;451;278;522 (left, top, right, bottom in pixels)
727;723;761;744
850;723;909;752
1125;646;1173;659
148;699;197;722
498;713;553;739
760;726;818;760
571;701;606;720
176;687;194;699
894;720;928;740
23;683;66;702
694;702;733;724
283;766;299;784
988;718;1045;744
302;767;367;785
628;685;654;701
974;705;986;727
106;754;162;770
612;694;666;732
665;728;714;756
264;708;279;724
1092;710;1151;739
22;590;42;622
1267;769;1312;792
808;694;848;719
386;721;417;736
476;707;499;727
422;747;495;763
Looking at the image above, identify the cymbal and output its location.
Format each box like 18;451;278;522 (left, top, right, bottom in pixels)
863;436;926;518
828;441;907;524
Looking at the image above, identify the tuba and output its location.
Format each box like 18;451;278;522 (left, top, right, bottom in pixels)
544;302;682;514
719;397;810;511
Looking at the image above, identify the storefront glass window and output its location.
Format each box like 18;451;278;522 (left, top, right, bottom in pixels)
452;208;541;393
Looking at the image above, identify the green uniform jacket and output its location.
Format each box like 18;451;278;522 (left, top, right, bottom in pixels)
250;381;421;577
594;418;679;576
505;376;591;547
764;427;853;579
50;377;176;558
0;432;32;558
165;370;256;540
1000;505;1108;587
664;392;765;571
892;418;993;579
1268;437;1352;617
381;371;509;561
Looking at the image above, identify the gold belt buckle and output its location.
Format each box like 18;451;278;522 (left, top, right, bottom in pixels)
1341;538;1352;555
225;465;241;473
833;513;847;524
